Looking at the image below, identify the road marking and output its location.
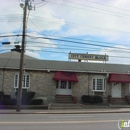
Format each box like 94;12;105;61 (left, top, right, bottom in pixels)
48;115;94;118
0;120;119;124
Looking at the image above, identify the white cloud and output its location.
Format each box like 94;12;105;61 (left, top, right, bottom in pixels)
1;0;130;63
47;0;130;40
99;45;130;64
0;33;57;59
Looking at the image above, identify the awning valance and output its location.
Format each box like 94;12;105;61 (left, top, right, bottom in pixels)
53;71;78;82
108;73;130;83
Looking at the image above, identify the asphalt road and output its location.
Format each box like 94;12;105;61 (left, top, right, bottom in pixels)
0;113;130;130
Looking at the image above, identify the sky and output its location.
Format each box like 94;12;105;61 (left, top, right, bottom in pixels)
1;0;130;64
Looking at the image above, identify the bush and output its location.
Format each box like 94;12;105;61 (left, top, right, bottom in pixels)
21;92;35;105
93;96;103;103
81;95;103;104
81;95;91;103
15;91;35;105
2;99;17;105
3;95;11;99
0;91;4;100
29;99;43;105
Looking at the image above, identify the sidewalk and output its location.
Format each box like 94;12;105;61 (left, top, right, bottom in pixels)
0;107;130;114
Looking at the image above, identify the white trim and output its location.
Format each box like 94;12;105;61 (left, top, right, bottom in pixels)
14;73;30;89
14;88;29;92
92;75;106;92
56;80;72;95
1;67;127;74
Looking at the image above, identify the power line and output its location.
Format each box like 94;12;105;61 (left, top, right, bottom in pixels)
85;0;130;12
26;45;130;54
29;16;130;34
27;32;130;47
27;35;130;51
28;18;67;55
36;1;48;8
1;34;130;52
26;49;130;59
64;0;130;17
0;35;22;38
25;41;124;50
46;1;130;19
15;23;23;42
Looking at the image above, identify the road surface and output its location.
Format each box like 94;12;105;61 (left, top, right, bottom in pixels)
0;113;129;130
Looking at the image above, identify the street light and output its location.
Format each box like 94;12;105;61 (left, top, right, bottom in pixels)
20;3;25;8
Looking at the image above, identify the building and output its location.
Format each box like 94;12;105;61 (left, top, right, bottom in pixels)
0;51;130;104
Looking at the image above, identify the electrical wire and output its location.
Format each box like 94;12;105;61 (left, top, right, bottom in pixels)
26;35;130;51
29;16;130;34
1;34;130;52
63;0;130;17
85;0;130;12
15;23;23;42
45;1;130;19
25;49;130;59
27;31;130;47
36;1;48;8
0;35;22;38
28;18;67;55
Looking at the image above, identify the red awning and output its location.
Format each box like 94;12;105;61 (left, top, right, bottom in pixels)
108;73;130;83
53;71;78;82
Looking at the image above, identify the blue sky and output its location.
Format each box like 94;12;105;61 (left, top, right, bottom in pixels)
1;0;130;64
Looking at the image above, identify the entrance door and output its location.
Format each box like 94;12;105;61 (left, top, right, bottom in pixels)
111;83;121;98
56;81;72;95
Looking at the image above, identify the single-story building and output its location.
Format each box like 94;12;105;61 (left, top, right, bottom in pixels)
0;51;130;104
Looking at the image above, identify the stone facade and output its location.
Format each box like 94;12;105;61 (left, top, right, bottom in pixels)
0;69;130;104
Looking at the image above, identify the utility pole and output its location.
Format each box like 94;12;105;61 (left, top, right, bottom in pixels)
16;0;28;112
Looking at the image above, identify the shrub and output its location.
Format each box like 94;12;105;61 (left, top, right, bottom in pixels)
21;92;35;105
94;96;103;103
15;91;35;105
0;91;4;100
3;95;11;99
81;95;91;103
81;95;103;104
29;99;43;105
2;99;17;105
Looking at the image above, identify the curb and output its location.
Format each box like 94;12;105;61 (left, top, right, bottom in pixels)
0;110;130;114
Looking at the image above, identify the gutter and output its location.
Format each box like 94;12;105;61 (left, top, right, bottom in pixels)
0;67;129;74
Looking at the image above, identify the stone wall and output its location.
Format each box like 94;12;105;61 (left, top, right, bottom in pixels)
29;71;56;103
0;69;56;103
72;73;110;103
1;70;16;97
0;69;129;104
123;83;129;96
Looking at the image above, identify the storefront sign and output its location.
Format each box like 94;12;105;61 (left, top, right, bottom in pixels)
68;53;109;61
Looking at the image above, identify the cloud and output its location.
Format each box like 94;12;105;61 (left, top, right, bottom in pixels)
0;32;57;59
47;0;130;41
99;45;130;64
1;0;130;63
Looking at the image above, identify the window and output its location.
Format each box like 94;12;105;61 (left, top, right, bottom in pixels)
56;81;72;89
92;76;105;91
60;81;67;89
14;73;30;89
